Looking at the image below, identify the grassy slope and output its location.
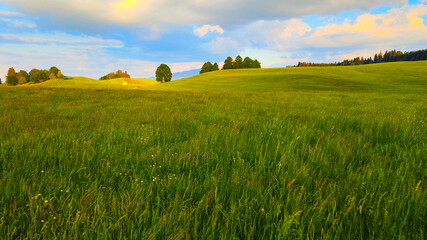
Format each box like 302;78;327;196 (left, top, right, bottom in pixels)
147;61;426;94
17;77;158;89
0;62;426;239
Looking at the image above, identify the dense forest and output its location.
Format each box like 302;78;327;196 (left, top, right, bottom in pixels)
296;49;427;67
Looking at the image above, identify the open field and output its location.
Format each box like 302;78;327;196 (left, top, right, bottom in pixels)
0;62;426;239
7;77;159;89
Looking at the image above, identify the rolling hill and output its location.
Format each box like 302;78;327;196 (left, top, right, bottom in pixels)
145;61;427;94
0;61;426;239
15;77;159;89
12;61;426;94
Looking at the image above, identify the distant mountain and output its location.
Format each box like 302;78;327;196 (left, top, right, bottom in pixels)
146;69;199;81
172;69;200;80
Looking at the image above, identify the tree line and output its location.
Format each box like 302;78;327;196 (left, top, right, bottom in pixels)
200;55;261;74
99;70;130;80
296;49;427;67
4;66;64;86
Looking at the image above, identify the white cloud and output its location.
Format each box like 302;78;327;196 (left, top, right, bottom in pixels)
0;18;37;28
221;5;426;54
304;4;427;48
0;11;23;17
2;0;407;30
0;33;124;48
194;25;224;37
169;62;205;73
205;4;426;67
234;19;313;50
202;37;241;54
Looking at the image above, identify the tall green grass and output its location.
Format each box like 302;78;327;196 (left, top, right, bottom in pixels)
0;62;426;239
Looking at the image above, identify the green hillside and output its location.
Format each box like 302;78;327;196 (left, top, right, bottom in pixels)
0;62;426;239
147;61;427;94
15;77;159;89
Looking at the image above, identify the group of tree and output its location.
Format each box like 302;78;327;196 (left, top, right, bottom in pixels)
99;70;130;80
155;64;172;83
200;62;219;74
200;55;261;74
5;66;64;86
296;49;427;67
223;56;261;70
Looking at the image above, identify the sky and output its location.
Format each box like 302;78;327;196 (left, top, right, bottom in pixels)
0;0;426;80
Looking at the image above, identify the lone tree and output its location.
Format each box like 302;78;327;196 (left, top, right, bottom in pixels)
6;67;18;86
156;64;172;83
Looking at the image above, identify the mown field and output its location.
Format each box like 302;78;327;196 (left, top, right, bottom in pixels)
0;61;426;239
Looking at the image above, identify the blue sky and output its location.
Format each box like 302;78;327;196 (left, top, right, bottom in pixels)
0;0;426;80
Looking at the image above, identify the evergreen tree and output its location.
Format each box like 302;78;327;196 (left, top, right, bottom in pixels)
378;52;383;63
222;57;234;70
295;49;426;68
155;64;172;83
6;67;18;85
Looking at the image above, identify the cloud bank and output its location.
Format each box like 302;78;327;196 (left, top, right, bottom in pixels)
3;0;407;30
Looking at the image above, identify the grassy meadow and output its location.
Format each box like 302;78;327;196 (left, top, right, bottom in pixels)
10;77;159;90
0;61;426;239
